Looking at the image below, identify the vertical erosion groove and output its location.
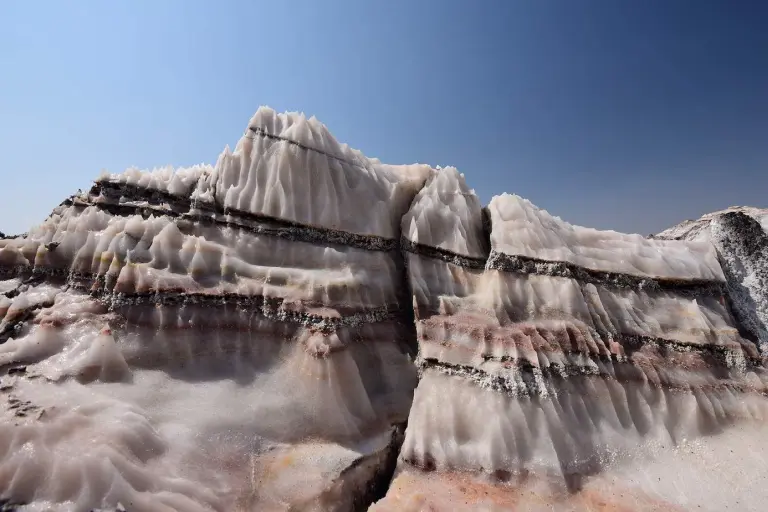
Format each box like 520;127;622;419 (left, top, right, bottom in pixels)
354;186;430;509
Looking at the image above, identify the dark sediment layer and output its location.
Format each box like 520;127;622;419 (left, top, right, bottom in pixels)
418;356;765;399
2;144;767;509
1;265;409;334
246;126;369;170
403;238;725;296
401;238;486;269
88;180;399;252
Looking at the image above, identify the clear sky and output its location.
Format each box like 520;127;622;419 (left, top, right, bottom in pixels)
1;0;767;236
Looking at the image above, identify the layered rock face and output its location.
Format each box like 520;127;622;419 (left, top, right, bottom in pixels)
1;108;767;511
376;179;768;510
656;206;768;354
0;108;431;511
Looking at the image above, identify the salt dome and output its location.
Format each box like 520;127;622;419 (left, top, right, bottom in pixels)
0;107;766;511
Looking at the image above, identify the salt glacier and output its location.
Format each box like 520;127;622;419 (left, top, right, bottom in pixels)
0;107;766;511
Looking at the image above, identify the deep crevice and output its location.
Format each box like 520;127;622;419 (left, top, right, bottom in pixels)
346;424;406;512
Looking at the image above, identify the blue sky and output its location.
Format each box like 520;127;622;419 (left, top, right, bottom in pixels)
1;0;766;235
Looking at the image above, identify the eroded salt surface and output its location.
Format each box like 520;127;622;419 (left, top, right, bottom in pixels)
489;194;724;281
402;167;487;258
0;108;428;511
98;165;212;197
0;302;410;511
374;422;768;511
1;106;767;511
393;171;768;510
0;205;402;310
192;107;433;239
658;206;768;353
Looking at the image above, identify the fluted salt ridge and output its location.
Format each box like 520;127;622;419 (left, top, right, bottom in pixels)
402;167;488;258
190;106;434;239
98;164;212;197
488;193;725;281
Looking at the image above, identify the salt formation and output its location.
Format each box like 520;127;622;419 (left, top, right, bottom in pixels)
0;107;431;511
374;183;768;510
657;206;768;354
1;107;768;511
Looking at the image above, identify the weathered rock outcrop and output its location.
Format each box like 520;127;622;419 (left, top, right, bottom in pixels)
372;182;768;511
657;206;768;354
0;108;430;511
0;108;767;511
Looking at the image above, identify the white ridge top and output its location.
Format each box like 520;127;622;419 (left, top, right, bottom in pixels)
488;194;725;281
402;167;487;258
191;106;434;239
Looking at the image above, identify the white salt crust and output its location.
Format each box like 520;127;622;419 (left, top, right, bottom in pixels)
98;165;212;197
403;369;767;472
2;105;767;510
395;185;766;506
407;256;742;354
488;194;725;281
0;287;415;510
402;167;487;258
191;107;433;239
0;205;402;310
375;420;768;512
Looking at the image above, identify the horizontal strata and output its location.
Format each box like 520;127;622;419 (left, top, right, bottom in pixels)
0;267;407;333
402;239;725;295
55;183;731;305
109;292;404;332
1;198;411;312
0;257;405;324
417;318;760;368
91;180;399;252
96;164;211;198
418;356;766;398
410;266;750;369
0;111;466;511
485;250;726;295
488;193;725;281
113;320;416;382
407;258;740;348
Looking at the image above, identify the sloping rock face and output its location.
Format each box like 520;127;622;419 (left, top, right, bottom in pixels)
1;108;767;511
374;183;768;511
657;206;768;354
0;108;431;511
